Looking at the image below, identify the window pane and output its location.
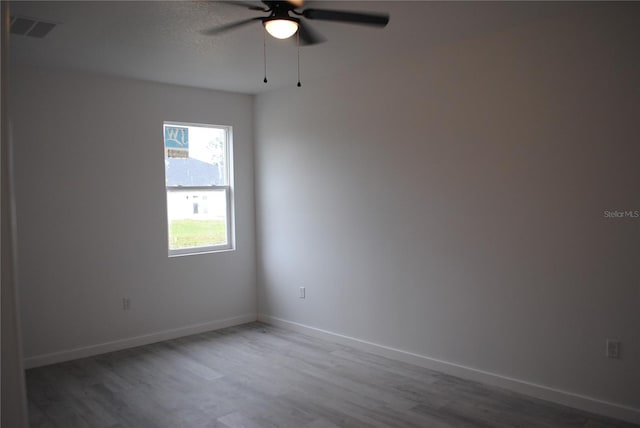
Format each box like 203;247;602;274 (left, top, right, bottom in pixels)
167;189;228;250
164;124;228;185
164;121;233;255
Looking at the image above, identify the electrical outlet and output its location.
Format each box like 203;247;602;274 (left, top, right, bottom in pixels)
606;339;621;359
122;297;131;311
299;287;305;299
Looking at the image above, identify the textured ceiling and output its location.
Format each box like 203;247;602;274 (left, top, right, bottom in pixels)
10;1;584;94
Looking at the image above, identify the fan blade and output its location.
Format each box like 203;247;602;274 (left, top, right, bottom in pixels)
261;0;301;7
302;8;389;27
219;1;268;11
261;0;302;10
201;17;263;36
297;22;326;46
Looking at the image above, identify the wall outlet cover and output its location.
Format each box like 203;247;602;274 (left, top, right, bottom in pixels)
606;339;621;359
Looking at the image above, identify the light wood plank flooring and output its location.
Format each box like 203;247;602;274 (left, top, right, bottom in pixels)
26;322;638;428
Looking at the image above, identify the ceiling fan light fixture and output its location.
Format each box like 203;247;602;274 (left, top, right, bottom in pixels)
264;18;299;39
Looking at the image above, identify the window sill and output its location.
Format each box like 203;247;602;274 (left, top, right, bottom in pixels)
168;246;235;258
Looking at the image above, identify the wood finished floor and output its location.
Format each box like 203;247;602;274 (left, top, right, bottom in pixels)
26;322;637;428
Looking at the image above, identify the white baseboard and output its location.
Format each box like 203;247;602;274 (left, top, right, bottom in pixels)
258;314;640;426
24;313;257;369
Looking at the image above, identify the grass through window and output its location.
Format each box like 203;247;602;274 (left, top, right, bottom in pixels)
169;219;227;249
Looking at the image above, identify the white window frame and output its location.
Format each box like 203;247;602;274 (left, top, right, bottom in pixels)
164;121;235;257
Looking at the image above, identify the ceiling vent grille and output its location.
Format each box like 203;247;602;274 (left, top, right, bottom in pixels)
10;16;57;38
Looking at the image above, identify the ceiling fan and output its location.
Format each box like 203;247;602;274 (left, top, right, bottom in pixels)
202;0;390;46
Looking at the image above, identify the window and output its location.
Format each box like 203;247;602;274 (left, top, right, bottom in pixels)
163;121;233;256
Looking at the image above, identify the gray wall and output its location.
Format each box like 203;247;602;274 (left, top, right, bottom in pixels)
11;66;257;362
1;2;29;424
255;4;640;411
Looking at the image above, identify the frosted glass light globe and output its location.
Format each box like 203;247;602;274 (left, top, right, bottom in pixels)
264;19;299;39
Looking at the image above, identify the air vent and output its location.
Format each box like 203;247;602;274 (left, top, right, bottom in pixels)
10;16;57;38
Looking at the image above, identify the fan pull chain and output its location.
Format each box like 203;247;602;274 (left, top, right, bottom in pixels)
263;28;268;83
296;30;302;87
